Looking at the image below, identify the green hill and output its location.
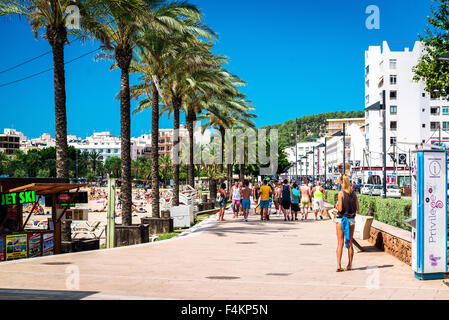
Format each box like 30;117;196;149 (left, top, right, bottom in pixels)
262;110;364;149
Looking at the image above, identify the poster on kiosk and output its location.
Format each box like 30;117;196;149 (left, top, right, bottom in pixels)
411;150;448;280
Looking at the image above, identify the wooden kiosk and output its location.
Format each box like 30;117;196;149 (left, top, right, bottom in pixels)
0;178;87;260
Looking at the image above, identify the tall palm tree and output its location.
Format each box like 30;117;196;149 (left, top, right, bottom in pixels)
158;32;217;206
0;0;80;179
82;0;196;223
198;96;257;191
128;2;206;217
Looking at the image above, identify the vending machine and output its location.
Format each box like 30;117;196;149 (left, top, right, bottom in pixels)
410;150;448;280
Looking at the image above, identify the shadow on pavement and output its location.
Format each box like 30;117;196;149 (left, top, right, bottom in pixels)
350;265;394;271
0;288;98;300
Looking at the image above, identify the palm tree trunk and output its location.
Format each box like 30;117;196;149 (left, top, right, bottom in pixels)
186;111;195;187
151;81;160;218
47;26;69;180
116;47;132;227
219;126;225;185
227;164;232;194
172;97;181;206
239;164;244;181
209;178;217;205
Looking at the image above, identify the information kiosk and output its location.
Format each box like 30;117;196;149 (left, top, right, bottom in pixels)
410;150;448;280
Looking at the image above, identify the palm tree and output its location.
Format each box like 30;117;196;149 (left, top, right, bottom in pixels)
130;6;213;215
88;151;103;174
81;0;195;223
158;154;172;185
198;95;257;191
158;32;217;206
0;152;9;175
0;0;79;179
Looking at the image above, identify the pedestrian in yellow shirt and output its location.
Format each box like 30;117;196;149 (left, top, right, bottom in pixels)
259;180;272;221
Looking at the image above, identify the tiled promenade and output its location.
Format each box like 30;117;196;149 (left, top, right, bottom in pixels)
0;207;448;300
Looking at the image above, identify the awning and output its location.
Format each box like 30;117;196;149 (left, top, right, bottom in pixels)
8;183;87;195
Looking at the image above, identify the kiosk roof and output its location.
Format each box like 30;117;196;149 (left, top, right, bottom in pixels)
7;183;87;195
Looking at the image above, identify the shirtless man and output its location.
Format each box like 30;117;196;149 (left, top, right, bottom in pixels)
241;181;252;222
300;179;312;221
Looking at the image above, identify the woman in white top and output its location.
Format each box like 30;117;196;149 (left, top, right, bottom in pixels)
231;181;242;218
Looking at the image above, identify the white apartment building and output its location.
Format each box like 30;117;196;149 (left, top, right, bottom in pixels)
0;129;21;155
364;41;449;186
284;139;325;179
70;132;121;162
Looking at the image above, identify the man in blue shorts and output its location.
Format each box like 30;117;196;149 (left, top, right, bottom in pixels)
241;181;252;222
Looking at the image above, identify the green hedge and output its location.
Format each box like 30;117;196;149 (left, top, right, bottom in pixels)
325;190;339;205
325;191;411;231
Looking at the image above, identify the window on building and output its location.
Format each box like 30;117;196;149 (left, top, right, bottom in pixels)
443;122;449;131
422;108;426;112
107;149;111;154
431;122;440;130
422;124;426;128
365;65;370;75
431;107;440;115
390;91;397;100
389;59;397;69
365;95;370;105
422;93;426;98
390;137;397;146
366;139;369;146
390;106;397;115
366;111;369;119
390;75;397;85
443;107;449;115
390;121;397;131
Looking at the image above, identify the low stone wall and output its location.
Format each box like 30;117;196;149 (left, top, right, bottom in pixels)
368;220;412;266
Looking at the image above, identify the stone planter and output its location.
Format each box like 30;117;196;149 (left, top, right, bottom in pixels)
114;224;150;247
141;217;173;235
354;215;374;240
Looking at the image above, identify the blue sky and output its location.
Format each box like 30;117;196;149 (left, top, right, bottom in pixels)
0;0;432;139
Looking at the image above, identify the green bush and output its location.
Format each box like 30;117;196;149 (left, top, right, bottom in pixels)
373;198;411;231
325;190;338;205
326;191;411;231
357;194;377;217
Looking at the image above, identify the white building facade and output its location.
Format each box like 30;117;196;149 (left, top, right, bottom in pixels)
284;139;325;180
364;41;449;186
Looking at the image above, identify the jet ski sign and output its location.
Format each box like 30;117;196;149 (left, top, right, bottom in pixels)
0;191;36;206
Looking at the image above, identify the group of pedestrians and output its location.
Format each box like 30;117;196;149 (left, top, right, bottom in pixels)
216;174;359;272
216;178;327;223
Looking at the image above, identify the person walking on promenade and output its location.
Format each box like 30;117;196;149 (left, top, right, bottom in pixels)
335;175;359;272
230;181;242;218
281;179;292;221
273;181;280;215
217;183;228;222
253;182;260;206
300;179;312;221
291;183;300;221
241;181;252;222
312;181;326;220
267;179;274;220
259;179;272;221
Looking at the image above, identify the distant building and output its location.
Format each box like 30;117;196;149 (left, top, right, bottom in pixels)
0;129;21;155
326;118;365;137
284;139;325;178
